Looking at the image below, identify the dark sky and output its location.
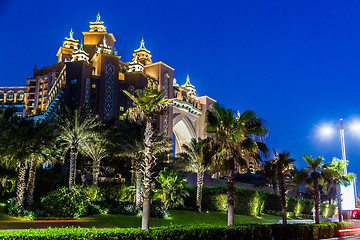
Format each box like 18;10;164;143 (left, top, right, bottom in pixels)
1;0;360;175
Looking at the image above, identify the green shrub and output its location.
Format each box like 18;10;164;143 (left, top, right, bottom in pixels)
41;186;90;217
319;203;337;218
298;198;314;215
286;196;298;213
262;192;281;214
0;223;351;240
98;181;135;203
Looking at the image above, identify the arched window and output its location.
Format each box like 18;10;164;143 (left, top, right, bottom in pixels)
7;92;14;100
0;92;4;100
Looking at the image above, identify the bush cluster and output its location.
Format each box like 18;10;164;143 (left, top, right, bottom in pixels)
0;222;352;240
184;186;336;218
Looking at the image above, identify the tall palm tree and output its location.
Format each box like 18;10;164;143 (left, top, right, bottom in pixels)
2;118;36;208
123;88;171;230
25;120;56;206
296;154;329;224
205;103;269;226
255;160;278;195
82;136;110;188
175;137;215;213
56;105;101;187
271;150;295;225
324;158;355;222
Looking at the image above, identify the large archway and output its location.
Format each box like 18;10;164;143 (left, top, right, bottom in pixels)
173;115;197;154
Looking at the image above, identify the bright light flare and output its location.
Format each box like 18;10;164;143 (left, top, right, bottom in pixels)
318;124;335;139
349;119;360;136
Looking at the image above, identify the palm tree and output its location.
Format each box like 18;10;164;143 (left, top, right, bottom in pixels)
271;150;295;225
296;154;329;224
1;118;36;208
324;158;355;222
123;88;171;230
153;169;189;211
255;160;278;195
175;137;215;213
205;103;269;226
82;136;110;188
56;105;101;187
25;120;56;206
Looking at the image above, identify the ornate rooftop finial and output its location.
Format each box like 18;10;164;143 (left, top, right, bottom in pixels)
103;36;107;47
69;29;74;40
90;12;104;25
79;40;84;51
181;74;195;88
134;37;151;53
173;78;179;87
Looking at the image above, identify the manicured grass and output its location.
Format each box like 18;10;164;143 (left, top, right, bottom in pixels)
0;208;281;229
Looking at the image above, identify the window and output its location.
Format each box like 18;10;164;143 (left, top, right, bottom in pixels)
7;93;14;100
71;79;77;84
119;115;124;120
92;83;96;88
119;106;124;112
18;93;24;99
0;92;3;100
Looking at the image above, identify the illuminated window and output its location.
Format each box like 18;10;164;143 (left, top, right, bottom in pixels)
119;115;124;120
18;93;24;99
92;83;96;88
7;93;14;100
120;106;124;111
71;79;77;84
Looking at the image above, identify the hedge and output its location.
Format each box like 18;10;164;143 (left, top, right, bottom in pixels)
184;186;336;218
0;222;352;240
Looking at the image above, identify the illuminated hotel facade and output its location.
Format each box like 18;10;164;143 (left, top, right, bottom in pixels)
0;14;263;175
0;14;215;150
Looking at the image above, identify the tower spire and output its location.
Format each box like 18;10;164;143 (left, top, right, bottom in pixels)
69;29;74;40
134;38;150;53
181;74;195;88
96;12;101;22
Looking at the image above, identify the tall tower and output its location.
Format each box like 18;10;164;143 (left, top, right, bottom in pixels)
82;13;116;59
56;29;79;63
133;38;152;65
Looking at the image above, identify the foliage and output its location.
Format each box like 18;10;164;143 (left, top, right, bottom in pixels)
0;223;352;240
98;181;135;203
41;186;94;218
0;167;17;198
153;170;189;211
183;186;333;219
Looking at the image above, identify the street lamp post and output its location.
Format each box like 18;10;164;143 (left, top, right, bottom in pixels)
339;118;347;175
320;118;357;214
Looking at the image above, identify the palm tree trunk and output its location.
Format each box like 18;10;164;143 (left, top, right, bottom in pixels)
142;119;154;230
92;160;100;188
135;169;142;208
69;145;78;187
81;168;87;185
337;184;342;222
16;161;28;208
314;180;320;224
196;171;204;213
227;157;235;226
25;158;38;206
278;170;287;225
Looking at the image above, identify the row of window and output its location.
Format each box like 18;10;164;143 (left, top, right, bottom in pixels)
0;92;25;101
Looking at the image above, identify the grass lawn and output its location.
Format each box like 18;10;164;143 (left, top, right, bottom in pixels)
83;210;281;228
0;206;281;230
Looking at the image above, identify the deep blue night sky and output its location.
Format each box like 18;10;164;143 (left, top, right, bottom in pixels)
1;0;360;175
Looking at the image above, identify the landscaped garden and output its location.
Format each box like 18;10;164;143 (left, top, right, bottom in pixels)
0;88;355;239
